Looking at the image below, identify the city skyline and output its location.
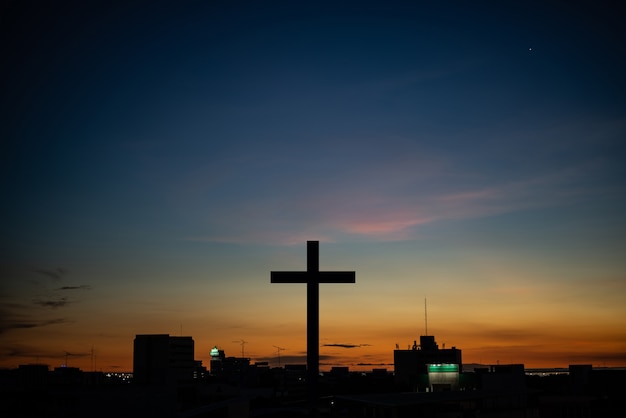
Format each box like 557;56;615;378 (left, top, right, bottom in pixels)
2;1;625;372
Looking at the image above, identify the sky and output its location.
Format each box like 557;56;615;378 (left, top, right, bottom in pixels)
1;0;625;372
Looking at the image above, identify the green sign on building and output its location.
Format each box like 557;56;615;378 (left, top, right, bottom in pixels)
428;364;459;373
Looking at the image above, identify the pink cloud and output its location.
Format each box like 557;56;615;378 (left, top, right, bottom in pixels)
335;214;436;239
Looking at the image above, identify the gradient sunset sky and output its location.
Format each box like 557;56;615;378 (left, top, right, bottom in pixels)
2;1;625;372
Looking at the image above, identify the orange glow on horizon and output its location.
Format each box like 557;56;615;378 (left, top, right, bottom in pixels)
4;323;625;372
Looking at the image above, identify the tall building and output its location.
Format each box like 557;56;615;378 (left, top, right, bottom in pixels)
133;334;197;384
394;335;462;391
209;345;226;375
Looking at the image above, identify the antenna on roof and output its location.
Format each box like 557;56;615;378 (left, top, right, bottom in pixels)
233;339;248;358
273;345;285;367
424;297;428;336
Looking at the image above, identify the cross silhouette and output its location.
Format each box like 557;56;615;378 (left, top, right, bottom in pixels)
271;241;355;408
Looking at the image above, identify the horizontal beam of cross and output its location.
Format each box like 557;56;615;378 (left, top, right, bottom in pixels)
271;271;355;283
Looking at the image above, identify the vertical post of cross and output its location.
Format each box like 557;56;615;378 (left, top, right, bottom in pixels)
307;241;320;402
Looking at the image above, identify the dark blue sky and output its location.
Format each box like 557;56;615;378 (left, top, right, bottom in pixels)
2;1;625;369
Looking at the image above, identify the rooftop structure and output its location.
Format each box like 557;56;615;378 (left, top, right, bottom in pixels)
394;335;462;391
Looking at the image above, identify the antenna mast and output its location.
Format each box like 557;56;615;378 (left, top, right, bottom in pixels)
273;345;285;367
233;339;248;358
424;297;428;336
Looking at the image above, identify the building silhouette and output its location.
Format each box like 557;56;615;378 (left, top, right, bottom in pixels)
133;334;199;384
394;335;462;391
3;341;626;417
478;364;527;409
209;345;225;375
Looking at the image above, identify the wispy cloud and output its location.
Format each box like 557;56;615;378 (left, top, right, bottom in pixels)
34;268;66;281
0;312;69;334
352;67;463;96
56;285;92;291
356;362;394;366
1;344;89;363
31;267;91;308
33;297;69;308
253;354;346;365
322;343;371;348
171;120;618;245
335;213;436;240
182;165;600;245
0;266;91;335
2;343;56;359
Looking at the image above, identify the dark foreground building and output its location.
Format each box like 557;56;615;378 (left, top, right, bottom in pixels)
133;334;200;385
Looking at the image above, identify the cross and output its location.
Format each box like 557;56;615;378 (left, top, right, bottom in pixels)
271;241;355;409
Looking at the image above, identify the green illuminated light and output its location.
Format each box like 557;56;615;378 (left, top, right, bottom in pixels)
428;364;458;373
